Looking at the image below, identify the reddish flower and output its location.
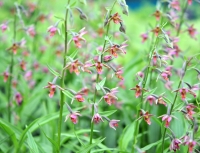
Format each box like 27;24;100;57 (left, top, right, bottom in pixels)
97;27;104;37
33;62;39;70
175;88;196;100
27;2;36;12
20;60;26;71
95;62;104;74
136;71;144;79
118;80;125;89
146;95;156;105
181;134;190;145
131;85;147;98
162;115;172;128
103;55;112;62
65;60;83;75
27;26;36;37
140;33;148;43
170;0;180;11
78;87;89;96
170;138;181;152
167;44;181;57
153;10;161;21
109;120;120;130
165;81;173;90
0;23;8;32
65;112;81;124
157;96;167;106
15;92;23;105
47;26;57;37
38;14;47;22
82;63;93;74
75;94;84;102
24;70;32;81
92;113;103;124
107;43;127;58
73;27;87;48
140;110;153;125
111;13;122;24
186;140;196;153
104;88;118;105
12;80;17;88
185;104;196;120
115;68;124;80
187;25;198;40
188;0;192;5
152;52;158;66
7;43;19;54
3;71;9;82
151;27;161;36
161;71;171;81
44;82;56;98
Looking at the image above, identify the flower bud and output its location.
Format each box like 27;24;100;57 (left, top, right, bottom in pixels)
103;55;112;62
80;13;87;20
119;22;126;33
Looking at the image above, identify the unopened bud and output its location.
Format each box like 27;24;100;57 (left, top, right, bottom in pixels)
119;22;126;33
103;55;112;62
119;0;129;16
76;7;87;21
80;13;87;20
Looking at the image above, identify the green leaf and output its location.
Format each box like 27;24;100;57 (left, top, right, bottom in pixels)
0;119;19;149
27;128;39;153
54;16;64;21
47;64;61;78
66;50;79;60
99;110;117;117
119;121;136;151
62;90;74;99
41;129;59;153
60;129;99;138
79;0;87;5
70;1;77;7
96;77;106;91
77;137;105;153
144;87;157;96
16;111;68;153
140;138;168;151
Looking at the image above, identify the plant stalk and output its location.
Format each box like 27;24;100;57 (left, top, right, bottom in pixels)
58;0;70;150
88;1;117;152
7;14;17;122
161;59;190;153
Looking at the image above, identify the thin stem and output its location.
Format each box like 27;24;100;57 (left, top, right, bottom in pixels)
170;0;188;65
88;1;117;152
161;60;189;153
7;14;17;122
131;37;159;153
58;0;70;151
176;0;188;36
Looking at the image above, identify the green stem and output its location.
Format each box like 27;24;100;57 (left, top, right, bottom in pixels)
7;14;17;122
131;22;162;153
135;4;168;149
161;60;190;153
58;0;70;151
88;1;117;152
176;0;188;36
170;0;188;65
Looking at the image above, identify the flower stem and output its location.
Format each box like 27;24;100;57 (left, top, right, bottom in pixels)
88;1;117;152
7;14;17;122
176;0;188;36
58;0;70;150
161;59;190;153
131;36;160;153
